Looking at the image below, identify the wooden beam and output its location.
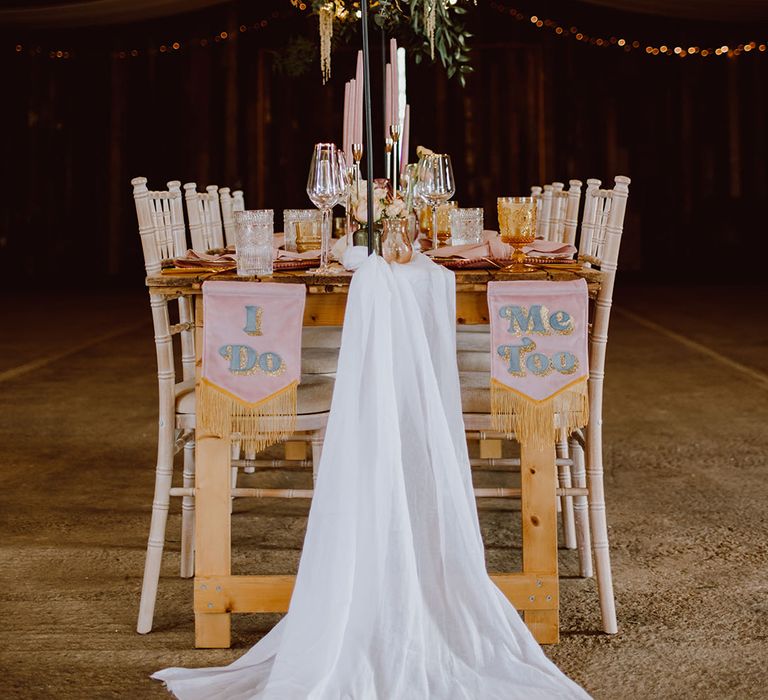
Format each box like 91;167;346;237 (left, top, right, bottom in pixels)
194;573;558;618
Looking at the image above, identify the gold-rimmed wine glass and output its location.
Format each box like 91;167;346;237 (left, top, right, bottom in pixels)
416;153;455;250
306;143;345;274
497;196;538;271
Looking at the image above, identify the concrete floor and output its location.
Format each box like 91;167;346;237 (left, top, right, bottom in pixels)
0;284;766;699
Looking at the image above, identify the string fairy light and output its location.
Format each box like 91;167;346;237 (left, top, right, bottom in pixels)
9;8;290;61
11;1;767;62
489;0;768;60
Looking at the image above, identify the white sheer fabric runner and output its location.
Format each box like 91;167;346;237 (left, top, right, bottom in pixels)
153;253;590;699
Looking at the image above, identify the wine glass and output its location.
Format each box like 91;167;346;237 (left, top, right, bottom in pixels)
416;154;455;250
307;143;345;274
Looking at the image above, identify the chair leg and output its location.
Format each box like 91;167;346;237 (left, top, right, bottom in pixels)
311;428;326;486
586;416;617;634
230;466;238;513
569;436;593;578
180;438;195;579
230;438;242;514
137;420;175;634
556;430;576;549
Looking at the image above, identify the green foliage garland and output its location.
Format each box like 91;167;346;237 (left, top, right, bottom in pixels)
288;1;474;86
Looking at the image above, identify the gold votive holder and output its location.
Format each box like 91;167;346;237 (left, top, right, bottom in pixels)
283;209;322;253
333;216;347;239
436;201;458;247
497;196;538;271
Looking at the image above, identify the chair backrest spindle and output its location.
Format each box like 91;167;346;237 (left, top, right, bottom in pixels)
562;180;582;246
538;185;554;240
132;177;186;275
184;182;225;252
220;187;246;247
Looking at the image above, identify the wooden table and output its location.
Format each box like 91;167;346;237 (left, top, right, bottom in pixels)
146;264;602;648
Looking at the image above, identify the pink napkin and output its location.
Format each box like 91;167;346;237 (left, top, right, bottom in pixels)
172;250;236;268
424;231;576;260
173;236;320;268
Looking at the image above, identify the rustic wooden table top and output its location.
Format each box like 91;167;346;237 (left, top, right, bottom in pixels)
146;264;603;298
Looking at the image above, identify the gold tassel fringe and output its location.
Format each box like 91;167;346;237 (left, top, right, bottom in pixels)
490;378;589;451
199;380;298;453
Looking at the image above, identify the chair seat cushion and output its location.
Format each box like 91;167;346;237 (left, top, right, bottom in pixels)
302;346;339;375
302;326;342;348
296;374;335;414
175;374;335;416
176;379;196;415
459;371;491;414
456;331;490;352
457;350;490;372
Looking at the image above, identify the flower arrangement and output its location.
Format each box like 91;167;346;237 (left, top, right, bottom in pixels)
351;178;406;225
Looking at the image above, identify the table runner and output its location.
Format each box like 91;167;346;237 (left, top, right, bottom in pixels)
488;279;589;449
154;254;589;699
198;281;305;453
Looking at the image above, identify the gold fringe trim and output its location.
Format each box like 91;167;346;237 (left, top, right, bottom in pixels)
198;379;298;453
490;377;589;451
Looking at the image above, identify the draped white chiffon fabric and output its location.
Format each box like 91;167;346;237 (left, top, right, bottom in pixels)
153;253;590;699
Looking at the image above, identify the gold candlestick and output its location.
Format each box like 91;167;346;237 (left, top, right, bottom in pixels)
352;143;363;202
384;138;393;181
389;124;401;194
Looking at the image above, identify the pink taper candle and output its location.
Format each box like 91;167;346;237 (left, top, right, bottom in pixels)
342;81;351;163
384;63;392;140
389;38;399;128
354;50;364;144
400;103;410;175
347;79;356;159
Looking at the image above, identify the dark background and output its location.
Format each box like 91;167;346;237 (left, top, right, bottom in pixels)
2;0;767;286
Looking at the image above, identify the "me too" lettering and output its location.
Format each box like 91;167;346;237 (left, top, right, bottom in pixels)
497;304;578;377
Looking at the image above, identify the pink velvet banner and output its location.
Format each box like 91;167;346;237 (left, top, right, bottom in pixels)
202;281;305;405
488;279;588;402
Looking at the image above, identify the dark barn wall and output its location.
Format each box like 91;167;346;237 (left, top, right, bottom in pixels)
1;1;766;286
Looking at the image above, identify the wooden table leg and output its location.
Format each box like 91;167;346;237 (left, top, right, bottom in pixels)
521;441;560;644
194;433;232;647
